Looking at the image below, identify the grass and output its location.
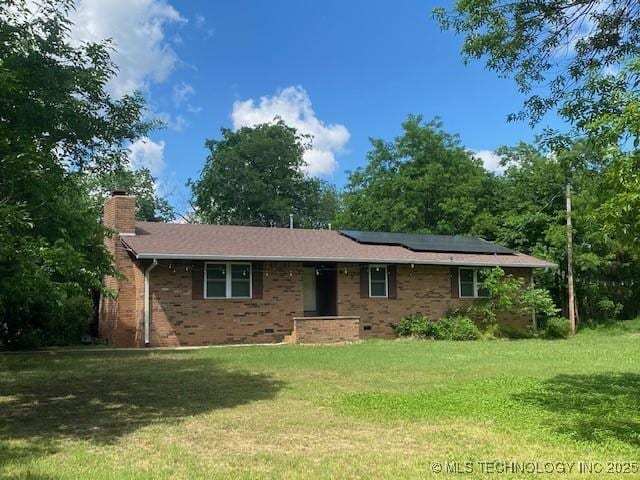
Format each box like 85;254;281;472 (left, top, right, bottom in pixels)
1;320;639;479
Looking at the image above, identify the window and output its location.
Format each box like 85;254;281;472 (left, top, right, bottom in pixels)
458;267;490;298
206;264;227;298
369;264;388;298
459;268;475;297
205;262;251;299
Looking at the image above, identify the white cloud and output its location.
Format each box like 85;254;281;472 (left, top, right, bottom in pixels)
128;137;166;175
231;86;350;176
473;149;505;173
193;13;215;38
69;0;185;97
156;111;188;131
172;82;201;115
173;81;195;106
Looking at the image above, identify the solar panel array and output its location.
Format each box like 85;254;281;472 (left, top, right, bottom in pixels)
338;230;514;255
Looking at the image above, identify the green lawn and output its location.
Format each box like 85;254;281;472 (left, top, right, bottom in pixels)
1;322;640;479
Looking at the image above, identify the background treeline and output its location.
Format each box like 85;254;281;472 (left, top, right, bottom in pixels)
1;0;638;347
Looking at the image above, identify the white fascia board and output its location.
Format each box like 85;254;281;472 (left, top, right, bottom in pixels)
133;252;558;269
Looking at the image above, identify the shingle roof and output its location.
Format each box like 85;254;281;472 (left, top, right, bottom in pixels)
121;221;557;268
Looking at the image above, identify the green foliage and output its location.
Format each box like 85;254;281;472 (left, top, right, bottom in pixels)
595;299;624;319
393;313;480;341
541;62;640;253
495;324;535;340
435;1;640;256
434;0;640;125
0;1;152;347
561;60;640;151
496;143;640;320
336;116;497;236
544;317;571;339
392;314;433;337
37;296;93;347
87;168;175;222
579;317;640;335
190;121;338;228
337;112;638;322
571;61;640;249
472;267;559;326
437;314;481;341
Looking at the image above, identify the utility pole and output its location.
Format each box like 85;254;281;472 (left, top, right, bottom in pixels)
566;182;576;335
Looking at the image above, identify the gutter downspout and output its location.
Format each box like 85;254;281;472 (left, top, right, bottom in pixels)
144;259;158;347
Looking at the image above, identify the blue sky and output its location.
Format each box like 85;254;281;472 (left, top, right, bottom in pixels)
69;0;562;214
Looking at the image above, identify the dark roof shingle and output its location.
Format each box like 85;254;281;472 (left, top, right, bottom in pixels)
121;222;556;268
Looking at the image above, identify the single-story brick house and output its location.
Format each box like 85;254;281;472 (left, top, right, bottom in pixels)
99;192;556;347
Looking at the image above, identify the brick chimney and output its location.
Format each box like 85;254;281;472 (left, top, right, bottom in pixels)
103;190;136;235
100;191;140;347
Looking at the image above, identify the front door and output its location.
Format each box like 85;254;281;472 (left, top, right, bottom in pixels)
303;264;337;316
303;267;317;315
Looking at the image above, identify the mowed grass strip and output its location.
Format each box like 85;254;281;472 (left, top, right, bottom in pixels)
1;321;639;479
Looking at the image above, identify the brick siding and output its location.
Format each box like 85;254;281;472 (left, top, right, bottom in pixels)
101;257;532;347
336;263;531;339
146;261;302;346
292;316;360;343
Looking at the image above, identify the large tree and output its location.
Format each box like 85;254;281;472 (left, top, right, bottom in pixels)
434;1;640;249
190;121;338;228
88;168;175;222
0;0;152;347
493;142;640;319
561;60;640;246
434;0;640;125
336;116;497;236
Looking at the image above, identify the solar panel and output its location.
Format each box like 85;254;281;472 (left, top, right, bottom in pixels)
338;230;514;255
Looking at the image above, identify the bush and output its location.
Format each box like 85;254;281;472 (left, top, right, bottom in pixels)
393;313;480;341
4;295;94;348
495;324;535;339
544;317;571;339
391;314;414;336
595;298;623;319
44;296;93;345
437;315;481;341
471;267;559;326
392;314;434;337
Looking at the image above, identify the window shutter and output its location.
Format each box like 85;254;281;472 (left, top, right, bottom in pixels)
388;265;397;299
192;261;204;300
252;261;263;299
359;265;369;298
450;266;459;298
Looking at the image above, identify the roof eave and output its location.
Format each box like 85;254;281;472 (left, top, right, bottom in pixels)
131;252;558;269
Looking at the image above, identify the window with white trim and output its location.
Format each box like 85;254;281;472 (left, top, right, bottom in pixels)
458;267;490;298
369;264;388;298
205;262;252;298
